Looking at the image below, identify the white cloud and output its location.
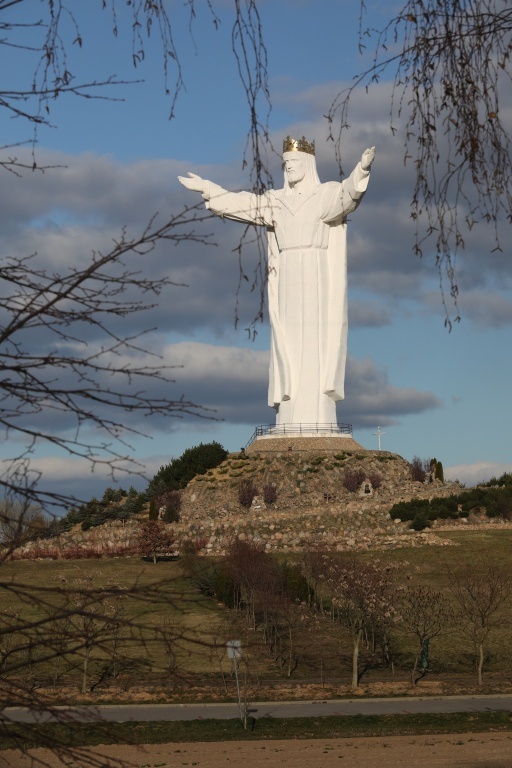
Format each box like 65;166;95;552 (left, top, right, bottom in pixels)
445;461;512;488
345;357;441;426
458;292;512;329
24;453;175;510
30;453;171;483
348;301;392;328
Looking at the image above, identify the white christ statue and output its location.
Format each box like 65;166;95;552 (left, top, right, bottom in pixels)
178;136;375;428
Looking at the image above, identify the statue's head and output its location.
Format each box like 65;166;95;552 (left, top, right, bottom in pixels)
282;135;320;191
284;153;307;185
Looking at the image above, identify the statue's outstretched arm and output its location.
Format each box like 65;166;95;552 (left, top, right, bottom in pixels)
361;147;376;171
322;147;375;223
177;172;208;194
179;172;273;227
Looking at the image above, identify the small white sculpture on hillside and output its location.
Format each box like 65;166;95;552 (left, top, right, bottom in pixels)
178;137;375;428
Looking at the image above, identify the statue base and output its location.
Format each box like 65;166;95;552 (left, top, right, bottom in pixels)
244;423;364;455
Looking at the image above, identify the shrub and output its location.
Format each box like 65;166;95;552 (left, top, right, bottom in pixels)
263;483;278;505
343;468;366;492
485;488;512;520
61;545;102;560
411;512;432;531
188;560;236;606
485;472;512;489
369;472;382;489
181;538;208;556
430;497;458;519
238;479;258;508
389;499;430;522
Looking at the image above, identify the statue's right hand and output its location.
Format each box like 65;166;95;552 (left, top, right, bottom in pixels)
177;172;207;194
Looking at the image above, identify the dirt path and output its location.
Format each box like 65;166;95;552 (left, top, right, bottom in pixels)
3;732;512;768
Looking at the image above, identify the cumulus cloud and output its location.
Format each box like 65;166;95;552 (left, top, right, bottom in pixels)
122;341;441;430
421;286;512;330
457;292;512;329
344;357;441;427
348;301;392;328
0;325;442;455
445;461;512;488
24;453;174;509
164;341;270;424
156;342;441;430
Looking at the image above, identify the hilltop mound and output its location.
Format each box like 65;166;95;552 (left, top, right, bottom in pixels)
14;442;465;560
176;443;461;554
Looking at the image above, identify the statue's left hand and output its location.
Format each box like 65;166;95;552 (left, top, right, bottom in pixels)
177;172;207;194
361;146;376;171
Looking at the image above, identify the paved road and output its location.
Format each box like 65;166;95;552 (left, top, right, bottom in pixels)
2;695;512;724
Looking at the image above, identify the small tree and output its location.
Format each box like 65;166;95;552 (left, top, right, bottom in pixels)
430;458;445;482
148;498;159;521
101;487;128;504
397;586;455;685
0;499;48;551
448;558;512;685
157;490;182;523
58;576;123;694
410;456;428;483
136;521;175;564
225;539;269;628
322;555;398;688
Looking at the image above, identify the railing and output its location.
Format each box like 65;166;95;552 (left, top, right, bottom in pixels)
244;422;352;449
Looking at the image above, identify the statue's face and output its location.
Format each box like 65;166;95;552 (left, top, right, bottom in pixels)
284;153;306;185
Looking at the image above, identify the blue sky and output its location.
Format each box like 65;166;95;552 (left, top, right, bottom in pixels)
1;0;511;503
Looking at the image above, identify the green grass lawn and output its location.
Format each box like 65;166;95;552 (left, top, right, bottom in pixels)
2;712;512;751
0;558;227;687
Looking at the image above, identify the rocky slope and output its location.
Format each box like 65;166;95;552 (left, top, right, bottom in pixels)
175;443;461;554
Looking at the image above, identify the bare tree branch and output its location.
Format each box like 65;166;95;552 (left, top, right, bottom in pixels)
327;0;512;327
0;205;218;511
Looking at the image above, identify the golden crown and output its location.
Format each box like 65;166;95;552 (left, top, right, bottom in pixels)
283;135;315;156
